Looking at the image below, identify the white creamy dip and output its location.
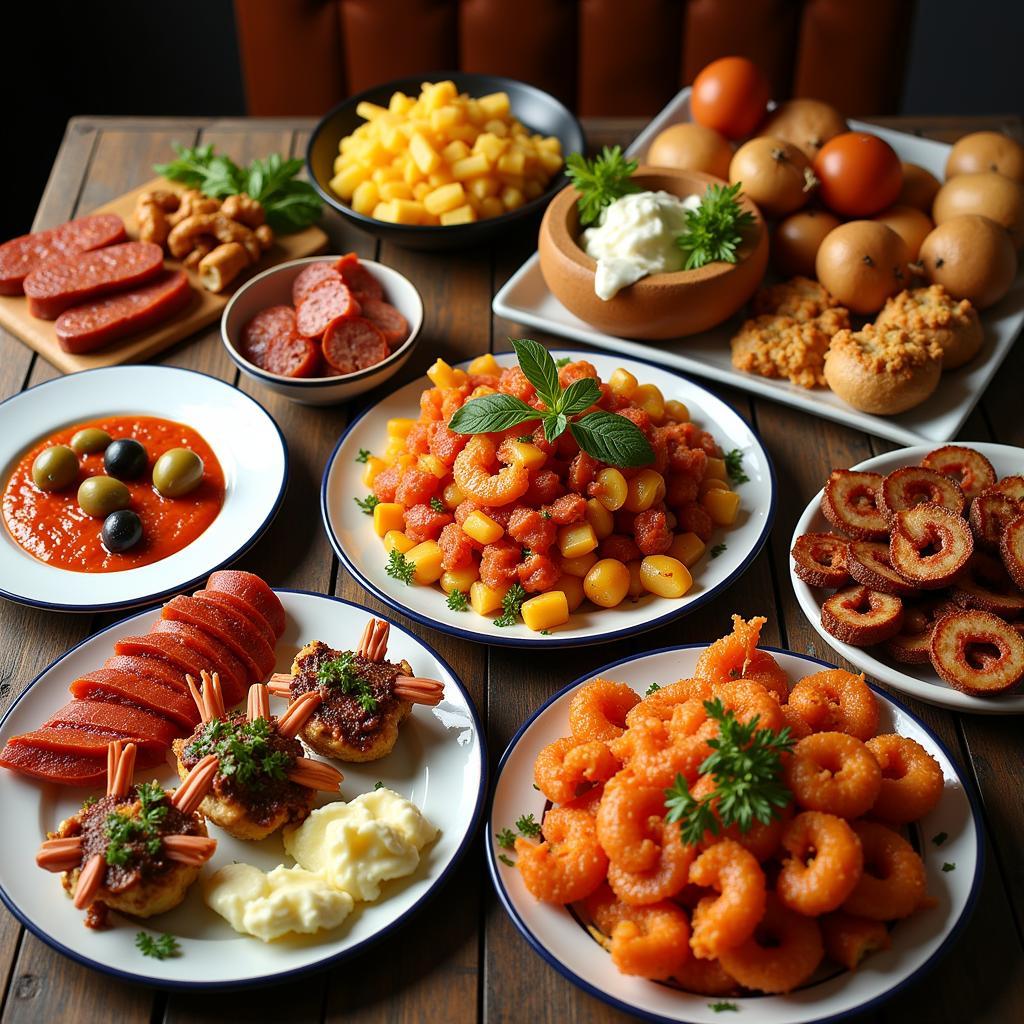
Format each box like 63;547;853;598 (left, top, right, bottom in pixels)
582;190;701;300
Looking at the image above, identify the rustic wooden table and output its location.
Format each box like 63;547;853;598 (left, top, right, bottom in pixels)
0;114;1022;1024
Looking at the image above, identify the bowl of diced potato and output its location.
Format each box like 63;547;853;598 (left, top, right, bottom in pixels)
307;72;585;250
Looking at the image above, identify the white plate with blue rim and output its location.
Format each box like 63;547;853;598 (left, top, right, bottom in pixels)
321;349;775;647
487;643;981;1024
0;589;485;987
0;365;287;612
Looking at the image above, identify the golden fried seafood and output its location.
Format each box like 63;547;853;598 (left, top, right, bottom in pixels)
777;811;863;916
784;732;882;819
821;586;905;646
889;503;974;588
866;734;944;823
820;911;891;970
846;541;917;597
842;822;927;921
821;470;888;540
878;466;966;521
688;839;767;959
787;669;879;741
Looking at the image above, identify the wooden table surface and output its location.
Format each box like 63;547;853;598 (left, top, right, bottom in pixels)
0;114;1022;1024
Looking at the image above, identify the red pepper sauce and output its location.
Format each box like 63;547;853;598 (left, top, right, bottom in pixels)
2;415;224;573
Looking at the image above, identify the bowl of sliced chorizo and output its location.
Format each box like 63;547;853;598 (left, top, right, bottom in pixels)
221;254;423;406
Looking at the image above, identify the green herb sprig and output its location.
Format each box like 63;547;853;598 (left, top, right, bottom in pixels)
710;543;727;559
565;146;640;226
317;652;378;712
385;548;416;585
676;182;756;270
355;449;371;464
494;583;528;628
354;494;380;515
645;682;662;697
136;932;181;960
154;143;322;233
448;340;654;468
515;813;542;839
104;782;169;867
185;718;292;788
724;448;749;485
446;589;469;612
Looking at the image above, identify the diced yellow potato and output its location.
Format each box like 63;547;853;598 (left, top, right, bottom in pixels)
478;92;510;118
406;541;443;585
539;148;565;174
440;204;477;225
379;181;414;201
357;101;388;121
503;442;546;471
373;503;405;537
552;573;586;612
524;179;543;199
441;564;479;594
633;383;665;422
409;132;442;174
704;457;728;482
702;489;741;526
361;455;387;487
427;358;469;389
699;477;730;497
640;556;692;599
501;186;524;211
468;176;500;200
329;164;367;201
583;559;630;609
383;530;415;555
383;436;405;462
468;353;500;375
669;532;706;568
417;454;449;479
413;182;430;200
387;417;416;438
585;498;614;540
427;170;454;188
473;132;509;163
442;482;465;509
463;511;503;544
497;149;526;175
521;590;569;632
626;560;645;600
470;580;508;616
480;196;504;219
624;470;666;513
423;182;467;216
560;551;598;577
372;166;402;184
390;198;427;225
608;368;638;397
451;154;491;181
498;172;525;191
351;180;379;216
389;91;414;115
559;523;598;559
442;140;471;163
665;399;690;422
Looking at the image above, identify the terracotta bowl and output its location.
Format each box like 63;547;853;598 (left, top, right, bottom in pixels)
538;167;768;340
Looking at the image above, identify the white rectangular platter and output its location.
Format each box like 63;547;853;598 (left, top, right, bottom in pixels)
493;88;1024;445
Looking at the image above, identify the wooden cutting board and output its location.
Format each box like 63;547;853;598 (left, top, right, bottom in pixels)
0;178;329;375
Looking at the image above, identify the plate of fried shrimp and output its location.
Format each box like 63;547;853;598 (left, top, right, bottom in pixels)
487;616;981;1023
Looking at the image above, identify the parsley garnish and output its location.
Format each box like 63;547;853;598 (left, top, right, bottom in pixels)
565;146;640;226
494;583;528;628
82;795;98;808
385;548;416;585
724;448;749;485
516;434;534;443
942;862;956;872
103;782;170;867
185;718;292;788
429;496;446;513
354;493;380;515
521;547;534;560
448;339;653;468
645;682;662;696
135;931;181;960
676;182;756;270
932;831;948;847
446;589;469;611
515;813;541;839
355;448;371;464
711;543;727;559
709;1001;739;1013
554;356;572;369
665;699;794;845
495;828;517;850
498;854;515;867
540;629;551;635
373;780;384;790
316;652;378;712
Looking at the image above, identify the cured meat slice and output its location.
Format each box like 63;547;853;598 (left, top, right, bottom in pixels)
162;595;275;680
0;213;127;295
240;304;297;368
322;316;388;374
335;253;383;302
359;298;408;349
24;241;164;319
292;261;341;305
103;654;191;693
152;619;248;704
265;332;319;377
295;276;359;339
193;588;276;647
54;270;192;353
0;745;107;786
7;727;166;765
206;570;286;637
113;634;212;689
70;670;199;729
44;699;179;748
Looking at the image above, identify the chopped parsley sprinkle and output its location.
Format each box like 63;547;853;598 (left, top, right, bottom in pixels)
495;828;517;850
354;493;380;514
446;589;469;611
645;682;662;696
385;548;416;585
316;652;378;712
942;862;956;872
185;718;292;788
710;543;727;559
932;832;948;847
709;1001;739;1013
494;583;528;628
103;781;169;867
516;435;534;443
724;448;749;485
498;854;515;867
355;449;371;464
429;496;446;513
136;932;180;960
373;780;384;790
515;813;541;839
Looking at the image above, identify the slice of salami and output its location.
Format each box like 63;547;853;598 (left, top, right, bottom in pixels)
265;332;320;377
292;261;341;305
322;316;389;374
55;270;192;353
334;253;383;302
359;298;409;349
240;305;298;368
0;213;126;295
296;276;360;338
24;241;165;319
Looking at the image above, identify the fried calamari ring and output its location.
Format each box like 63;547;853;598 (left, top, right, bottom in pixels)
820;911;891;970
989;475;1024;506
784;732;882;819
688;839;767;960
569;679;640;742
921;445;996;502
607;816;696;906
792;532;851;588
777;811;863;916
787;669;879;740
533;736;619;804
889;503;973;589
929;609;1024;696
952;551;1024;618
842;821;927;921
672;953;739;996
514;807;608;904
1000;514;1024;591
821;470;888;541
884;598;954;665
970;491;1021;551
878;466;966;521
625;678;712;729
846;541;917;597
821;586;905;646
866;734;944;823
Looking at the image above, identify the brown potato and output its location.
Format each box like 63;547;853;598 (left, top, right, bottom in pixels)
874;204;934;260
729;137;815;219
946;131;1024;182
918;214;1017;309
898;162;942;212
761;99;847;160
772;209;841;278
647;122;732;180
815;221;908;314
932;172;1024;247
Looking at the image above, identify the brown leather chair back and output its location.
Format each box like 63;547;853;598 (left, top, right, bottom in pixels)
234;0;913;118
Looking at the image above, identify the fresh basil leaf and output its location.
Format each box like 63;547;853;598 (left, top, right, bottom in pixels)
560;377;602;417
543;412;568;444
511;339;560;410
570;411;655;468
448;393;538;435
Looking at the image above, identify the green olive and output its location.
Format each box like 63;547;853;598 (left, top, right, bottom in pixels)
70;427;112;456
152;448;204;498
31;445;79;491
77;476;131;518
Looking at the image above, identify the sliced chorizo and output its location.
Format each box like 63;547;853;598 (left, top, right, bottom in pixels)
322;316;389;374
295;276;360;339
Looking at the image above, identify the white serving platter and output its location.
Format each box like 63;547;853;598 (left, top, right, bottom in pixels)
0;366;288;612
321;349;775;647
488;644;981;1024
0;590;485;987
791;442;1024;713
493;87;1024;446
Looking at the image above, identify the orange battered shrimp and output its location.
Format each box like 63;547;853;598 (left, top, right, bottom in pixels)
562;784;605;817
515;807;608;904
688;839;767;959
596;775;667;872
718;894;824;993
694;615;767;685
780;703;813;740
842;821;927;921
865;734;945;824
588;889;692;980
608;816;696;905
624;679;712;729
673;954;740;996
784;732;882;819
787;670;879;741
617;718;709;789
777;811;864;916
534;736;620;804
569;679;639;742
711;679;784;732
820;911;891;970
452;435;529;506
741;649;791;703
690;774;791;862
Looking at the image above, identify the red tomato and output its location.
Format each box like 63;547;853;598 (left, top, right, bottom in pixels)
691;57;770;140
813;132;902;217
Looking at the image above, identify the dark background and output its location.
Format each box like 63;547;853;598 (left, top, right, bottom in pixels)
6;0;1022;240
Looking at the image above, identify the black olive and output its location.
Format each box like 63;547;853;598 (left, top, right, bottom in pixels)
103;438;148;480
101;509;143;553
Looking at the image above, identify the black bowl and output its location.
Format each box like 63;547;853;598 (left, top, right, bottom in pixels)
306;72;585;251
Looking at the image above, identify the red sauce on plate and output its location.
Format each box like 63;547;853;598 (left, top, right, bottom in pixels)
2;415;224;573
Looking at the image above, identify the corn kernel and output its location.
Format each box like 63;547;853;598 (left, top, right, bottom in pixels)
608;368;638;398
632;383;665;422
441;564;479;594
585;498;614;540
463;510;504;544
470;580;508;616
704;457;728;482
640;556;692;599
583;559;630;608
702;488;741;526
665;400;690;422
669;532;706;567
552;573;586;612
361;455;387;487
468;353;500;376
624;469;666;513
406;540;443;584
504;441;546;471
373;502;405;537
383;530;415;555
558;522;598;559
521;590;569;632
